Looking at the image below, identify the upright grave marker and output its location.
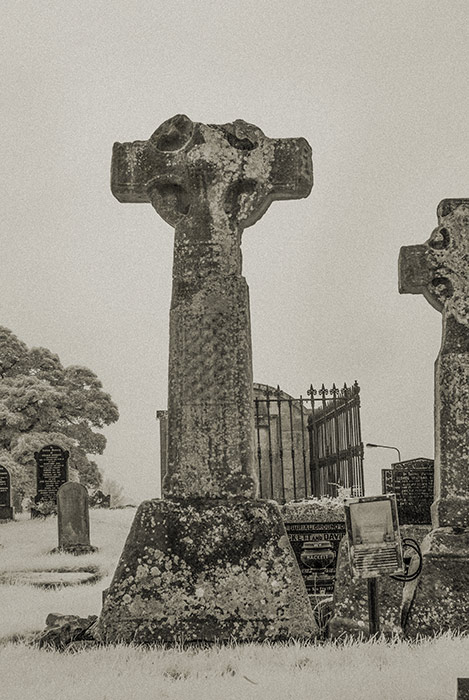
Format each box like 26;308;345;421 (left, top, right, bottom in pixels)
34;445;69;513
97;115;318;644
381;458;434;525
285;520;346;598
399;199;469;633
56;482;96;554
0;466;13;520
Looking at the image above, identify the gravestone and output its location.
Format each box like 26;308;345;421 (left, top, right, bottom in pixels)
399;199;469;635
55;482;96;554
285;520;346;598
34;444;69;508
96;115;318;644
381;458;434;524
458;678;469;700
0;466;13;520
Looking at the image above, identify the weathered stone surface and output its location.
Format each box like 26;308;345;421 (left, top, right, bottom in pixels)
280;499;345;523
329;525;431;638
112;115;313;498
399;200;469;529
95;498;318;644
104;116;315;644
56;482;96;553
403;528;469;637
34;613;98;650
399;199;469;635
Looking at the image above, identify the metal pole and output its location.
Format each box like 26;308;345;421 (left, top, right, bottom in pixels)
367;577;380;637
366;443;402;463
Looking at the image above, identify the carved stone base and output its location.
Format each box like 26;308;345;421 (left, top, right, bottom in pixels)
95;497;318;645
403;528;469;637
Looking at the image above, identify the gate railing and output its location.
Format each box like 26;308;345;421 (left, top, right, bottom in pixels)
254;381;364;503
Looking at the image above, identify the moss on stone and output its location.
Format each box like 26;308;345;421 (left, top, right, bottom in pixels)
96;498;318;645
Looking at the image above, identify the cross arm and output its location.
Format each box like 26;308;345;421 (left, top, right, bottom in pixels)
241;136;313;229
398;199;469;314
111;140;156;203
110;138;174;205
269;137;313;201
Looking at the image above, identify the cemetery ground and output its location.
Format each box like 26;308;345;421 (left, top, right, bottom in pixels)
0;509;468;700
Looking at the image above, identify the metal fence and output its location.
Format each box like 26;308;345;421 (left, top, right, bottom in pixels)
254;382;364;503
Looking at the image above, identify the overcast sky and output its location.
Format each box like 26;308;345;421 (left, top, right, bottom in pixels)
2;0;469;502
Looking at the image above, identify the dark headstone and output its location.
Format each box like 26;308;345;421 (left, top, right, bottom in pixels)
0;465;13;520
34;444;69;507
284;520;346;597
382;458;433;525
458;678;469;700
56;482;95;554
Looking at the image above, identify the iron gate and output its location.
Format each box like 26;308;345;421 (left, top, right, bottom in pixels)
254;381;364;503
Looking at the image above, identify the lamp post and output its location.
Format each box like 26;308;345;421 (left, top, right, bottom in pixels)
366;443;402;463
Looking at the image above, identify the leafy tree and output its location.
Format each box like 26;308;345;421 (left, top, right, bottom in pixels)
102;476;126;507
0;327;119;504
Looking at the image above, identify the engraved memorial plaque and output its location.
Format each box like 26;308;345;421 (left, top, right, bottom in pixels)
34;444;69;505
392;459;433;525
0;465;13;520
382;459;434;525
285;521;346;598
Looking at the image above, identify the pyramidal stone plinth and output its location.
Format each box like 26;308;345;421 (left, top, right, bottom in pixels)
95;115;317;644
97;498;316;644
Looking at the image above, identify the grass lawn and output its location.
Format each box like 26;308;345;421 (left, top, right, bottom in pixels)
0;507;468;700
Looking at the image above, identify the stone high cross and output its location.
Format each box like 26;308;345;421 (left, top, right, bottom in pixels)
112;115;313;498
399;199;469;529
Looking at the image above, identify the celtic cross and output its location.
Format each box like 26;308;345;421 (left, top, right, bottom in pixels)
112;115;313;497
399;199;469;528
